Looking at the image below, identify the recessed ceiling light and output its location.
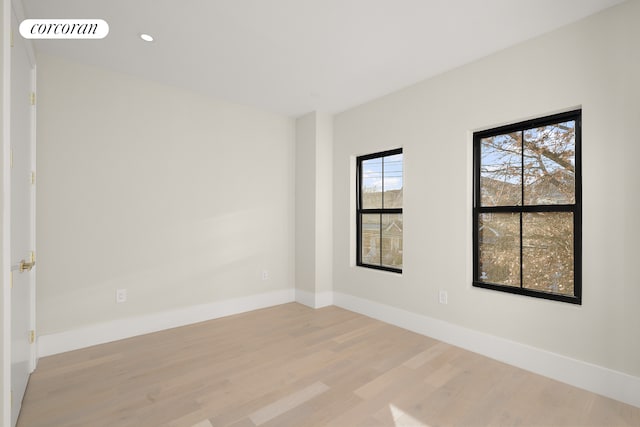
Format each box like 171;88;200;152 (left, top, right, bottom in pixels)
139;33;154;42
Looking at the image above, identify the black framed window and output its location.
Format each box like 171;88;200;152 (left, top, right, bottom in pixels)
357;148;403;273
473;110;581;304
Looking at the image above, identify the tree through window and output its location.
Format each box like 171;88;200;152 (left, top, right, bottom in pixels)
473;110;581;304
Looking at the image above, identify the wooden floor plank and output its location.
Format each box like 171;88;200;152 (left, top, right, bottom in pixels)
249;381;329;426
17;303;640;427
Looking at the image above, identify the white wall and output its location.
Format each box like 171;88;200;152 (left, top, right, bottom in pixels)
333;0;640;378
315;113;332;296
294;113;316;296
295;112;333;307
36;54;296;336
0;0;9;422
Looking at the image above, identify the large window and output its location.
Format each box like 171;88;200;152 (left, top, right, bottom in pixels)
357;148;403;273
473;110;581;304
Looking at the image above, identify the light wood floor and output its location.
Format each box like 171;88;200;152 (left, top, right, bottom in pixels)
18;303;640;427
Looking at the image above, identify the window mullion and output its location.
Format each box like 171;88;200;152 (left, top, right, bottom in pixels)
381;154;385;209
520;130;524;289
380;155;384;266
379;213;383;266
519;212;524;289
357;159;362;211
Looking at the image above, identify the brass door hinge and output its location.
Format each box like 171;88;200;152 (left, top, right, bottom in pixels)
31;171;36;185
30;92;36;106
29;330;35;344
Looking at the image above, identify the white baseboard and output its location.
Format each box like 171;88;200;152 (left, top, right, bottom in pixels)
38;288;295;358
294;289;316;308
315;291;334;308
333;291;640;409
295;289;333;308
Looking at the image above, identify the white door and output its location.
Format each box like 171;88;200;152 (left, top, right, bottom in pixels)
10;10;36;427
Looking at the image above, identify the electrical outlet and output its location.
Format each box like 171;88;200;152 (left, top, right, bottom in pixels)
439;290;448;305
116;288;127;303
262;270;269;281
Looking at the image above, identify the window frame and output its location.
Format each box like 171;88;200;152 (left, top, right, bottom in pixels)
472;110;582;304
356;148;403;274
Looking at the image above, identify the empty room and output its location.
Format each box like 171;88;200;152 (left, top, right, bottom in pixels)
1;0;639;426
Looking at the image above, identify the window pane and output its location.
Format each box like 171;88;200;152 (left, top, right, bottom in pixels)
478;213;520;287
361;157;383;209
361;214;380;265
522;212;574;295
523;120;576;205
480;132;522;207
383;153;403;208
381;214;403;269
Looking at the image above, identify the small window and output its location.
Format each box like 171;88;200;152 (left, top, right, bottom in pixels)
473;110;581;304
357;148;403;273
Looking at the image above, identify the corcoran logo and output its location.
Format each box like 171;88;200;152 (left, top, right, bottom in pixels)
19;19;109;39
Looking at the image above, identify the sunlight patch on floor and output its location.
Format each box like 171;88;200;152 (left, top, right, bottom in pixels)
389;404;431;427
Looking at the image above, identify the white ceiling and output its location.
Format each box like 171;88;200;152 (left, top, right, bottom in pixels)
22;0;624;117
